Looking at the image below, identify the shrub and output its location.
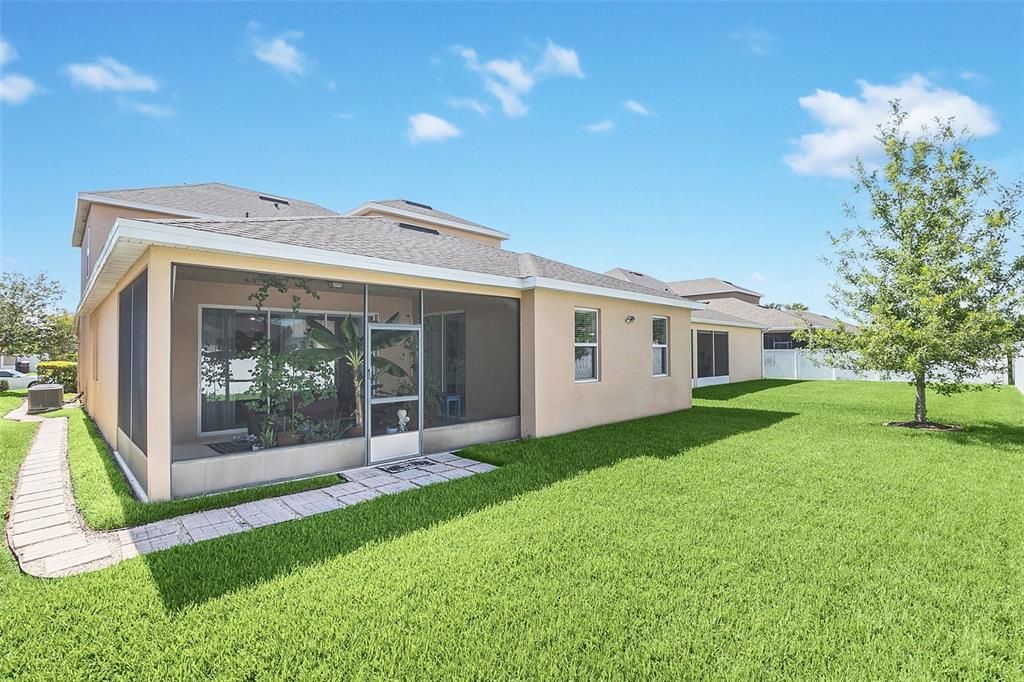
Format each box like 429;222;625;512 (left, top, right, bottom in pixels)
0;380;8;392
36;360;77;391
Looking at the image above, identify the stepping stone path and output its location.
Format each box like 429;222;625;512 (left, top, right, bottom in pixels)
4;402;496;578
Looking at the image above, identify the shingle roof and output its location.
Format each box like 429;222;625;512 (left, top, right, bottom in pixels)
604;268;677;295
703;298;850;330
669;277;763;299
691;307;768;327
131;215;685;302
371;199;491;231
83;182;339;220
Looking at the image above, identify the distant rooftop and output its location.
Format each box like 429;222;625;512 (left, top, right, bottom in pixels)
669;277;763;300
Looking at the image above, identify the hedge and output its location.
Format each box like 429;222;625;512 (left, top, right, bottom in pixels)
36;361;77;391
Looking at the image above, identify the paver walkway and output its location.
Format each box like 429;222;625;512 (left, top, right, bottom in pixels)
4;404;496;578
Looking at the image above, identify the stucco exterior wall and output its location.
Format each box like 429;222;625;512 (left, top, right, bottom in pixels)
81;204;180;291
691;322;763;383
522;289;693;438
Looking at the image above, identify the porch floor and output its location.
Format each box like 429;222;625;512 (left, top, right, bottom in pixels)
5;404;497;578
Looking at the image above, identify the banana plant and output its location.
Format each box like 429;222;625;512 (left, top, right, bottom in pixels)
300;314;409;428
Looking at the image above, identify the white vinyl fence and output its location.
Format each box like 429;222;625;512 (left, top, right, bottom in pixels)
763;349;1010;385
1015;352;1024;394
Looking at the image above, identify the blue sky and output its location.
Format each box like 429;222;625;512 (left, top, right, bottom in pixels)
1;2;1021;314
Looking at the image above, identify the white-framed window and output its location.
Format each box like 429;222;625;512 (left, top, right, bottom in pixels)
574;308;599;382
652;316;669;376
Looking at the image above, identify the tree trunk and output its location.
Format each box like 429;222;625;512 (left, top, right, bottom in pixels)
914;372;927;423
1009;351;1016;387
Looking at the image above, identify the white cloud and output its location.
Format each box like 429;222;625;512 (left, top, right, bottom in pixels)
67;57;159;92
623;99;650;116
446;97;488;116
785;75;999;178
0;39;17;68
407;113;461;144
959;70;986;83
250;28;307;77
730;27;774;56
583;120;614;133
451;40;583;118
535;40;584;78
750;271;768;283
118;97;175;119
0;73;39;104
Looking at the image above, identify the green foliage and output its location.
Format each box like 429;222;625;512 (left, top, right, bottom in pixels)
0;271;65;357
0;380;7;392
802;103;1024;422
40;311;78;361
36;360;77;391
766;302;809;311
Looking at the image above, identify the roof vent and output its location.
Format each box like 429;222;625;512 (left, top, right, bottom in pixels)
403;200;433;210
398;222;440;235
629;271;646;277
258;194;290;207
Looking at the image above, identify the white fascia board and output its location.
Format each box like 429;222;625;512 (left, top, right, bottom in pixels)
691;315;769;329
346;202;511;241
77;218;706;315
523;276;706;310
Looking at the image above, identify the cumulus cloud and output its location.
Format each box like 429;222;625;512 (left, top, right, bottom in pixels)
583;120;614;133
0;73;39;104
451;40;583;118
118;97;175;119
535;40;584;78
0;39;17;68
730;27;775;56
785;75;999;178
446;97;489;116
623;99;650;116
67;57;159;92
249;26;308;77
407;113;461;144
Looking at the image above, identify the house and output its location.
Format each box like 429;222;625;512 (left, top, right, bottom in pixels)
606;270;768;387
668;279;852;350
74;183;704;500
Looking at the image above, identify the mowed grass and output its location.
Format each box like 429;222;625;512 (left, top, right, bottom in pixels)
1;381;1022;679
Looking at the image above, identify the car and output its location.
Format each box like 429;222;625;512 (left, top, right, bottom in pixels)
0;369;42;390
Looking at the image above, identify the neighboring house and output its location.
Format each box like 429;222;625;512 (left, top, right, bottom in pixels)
0;355;40;373
74;183;703;501
606;270;768;387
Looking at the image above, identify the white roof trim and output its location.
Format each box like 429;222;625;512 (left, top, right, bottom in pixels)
346;202;511;241
77;218;702;315
691;314;769;329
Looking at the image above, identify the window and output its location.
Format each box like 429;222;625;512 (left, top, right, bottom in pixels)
695;330;729;379
574;308;599;381
0;371;11;378
652;316;669;376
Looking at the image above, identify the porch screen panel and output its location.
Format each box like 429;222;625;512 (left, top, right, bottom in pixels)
117;271;148;451
696;331;714;378
713;332;729;377
423;291;519;428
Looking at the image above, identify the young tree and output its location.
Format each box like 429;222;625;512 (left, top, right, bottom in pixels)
0;272;67;358
803;104;1024;426
40;311;78;361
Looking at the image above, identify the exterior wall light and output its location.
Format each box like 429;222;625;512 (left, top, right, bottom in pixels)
625;315;636;324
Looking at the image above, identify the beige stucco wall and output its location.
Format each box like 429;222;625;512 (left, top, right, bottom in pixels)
522;289;693;438
81;204;181;291
691;322;763;383
358;209;504;248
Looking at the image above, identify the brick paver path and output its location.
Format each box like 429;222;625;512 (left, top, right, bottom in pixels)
4;404;496;578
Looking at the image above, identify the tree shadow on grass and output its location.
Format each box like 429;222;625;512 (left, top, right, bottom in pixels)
939;422;1024;452
141;405;795;612
694;379;806;401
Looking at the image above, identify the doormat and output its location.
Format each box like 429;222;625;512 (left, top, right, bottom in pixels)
207;441;253;455
379;459;433;474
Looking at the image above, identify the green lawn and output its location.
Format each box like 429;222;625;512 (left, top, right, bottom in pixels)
2;380;1022;679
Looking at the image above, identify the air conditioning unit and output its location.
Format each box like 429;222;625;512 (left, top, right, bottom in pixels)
27;384;63;414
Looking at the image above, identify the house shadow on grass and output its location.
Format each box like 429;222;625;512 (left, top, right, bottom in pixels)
142;404;795;612
694;379;806;401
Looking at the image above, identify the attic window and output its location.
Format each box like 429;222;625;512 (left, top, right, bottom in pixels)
258;194;290;207
403;200;433;210
398;222;440;235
